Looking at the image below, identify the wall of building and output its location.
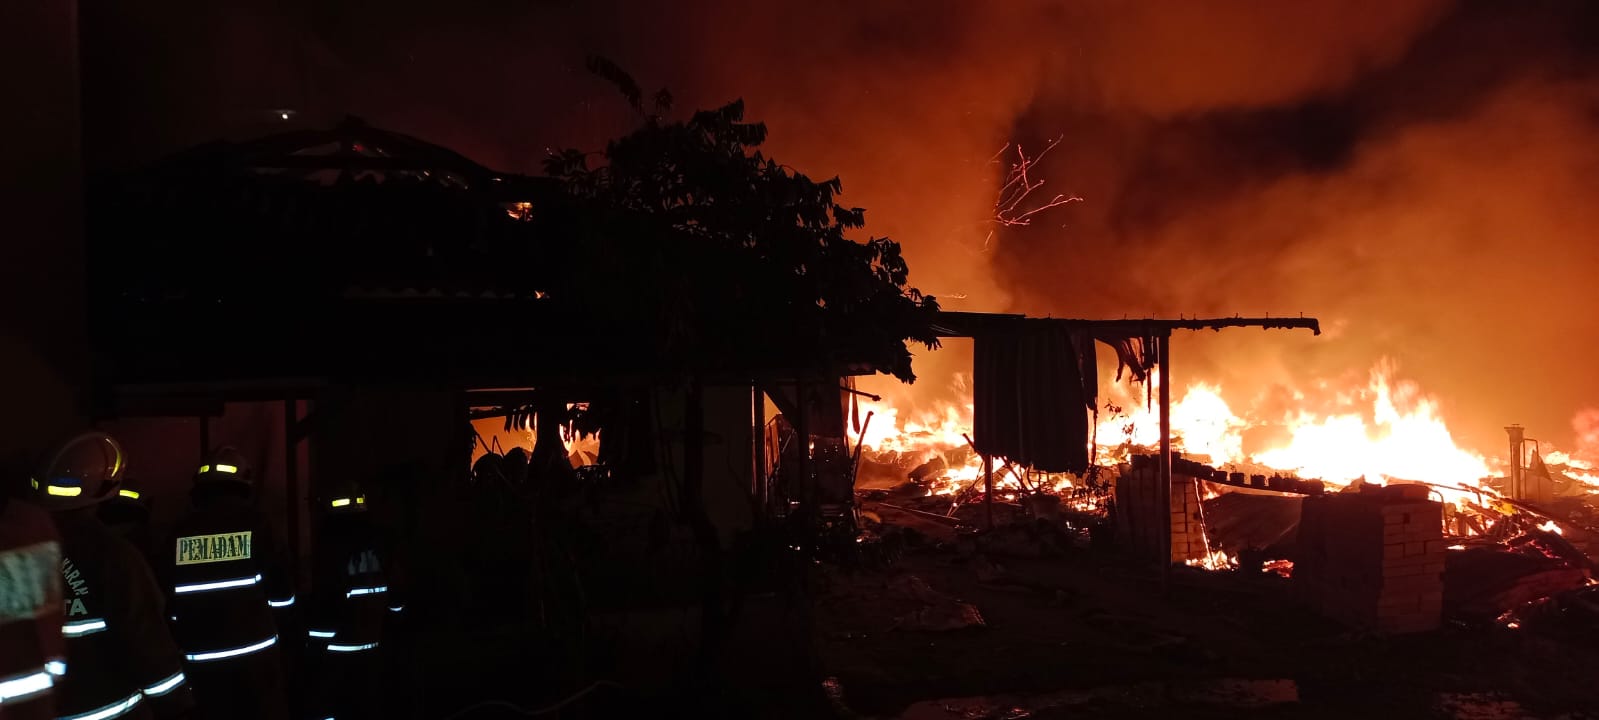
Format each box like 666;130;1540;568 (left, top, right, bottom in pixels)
100;402;306;574
0;0;85;466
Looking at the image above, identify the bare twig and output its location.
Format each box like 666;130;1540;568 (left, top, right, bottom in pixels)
984;134;1082;249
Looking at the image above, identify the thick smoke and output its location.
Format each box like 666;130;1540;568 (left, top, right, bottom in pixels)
86;0;1599;455
996;0;1599;458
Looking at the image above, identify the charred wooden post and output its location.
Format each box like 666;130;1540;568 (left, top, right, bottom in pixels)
1505;425;1525;500
983;452;995;530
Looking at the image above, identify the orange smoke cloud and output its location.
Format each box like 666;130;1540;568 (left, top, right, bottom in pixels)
1057;0;1451;116
998;2;1599;456
86;1;1597;456
1574;409;1599;464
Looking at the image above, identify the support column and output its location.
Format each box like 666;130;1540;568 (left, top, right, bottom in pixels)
794;379;811;520
1505;425;1525;500
683;379;706;525
983;453;994;530
752;383;766;518
1158;333;1173;591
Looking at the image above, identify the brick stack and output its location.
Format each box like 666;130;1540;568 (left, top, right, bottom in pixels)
1295;486;1444;634
1169;474;1206;564
1114;454;1211;565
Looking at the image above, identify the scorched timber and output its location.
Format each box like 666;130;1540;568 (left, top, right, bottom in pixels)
930;313;1322;338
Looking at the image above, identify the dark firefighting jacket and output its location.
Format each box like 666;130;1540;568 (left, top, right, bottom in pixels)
0;499;64;720
54;513;192;720
165;498;291;669
307;514;390;656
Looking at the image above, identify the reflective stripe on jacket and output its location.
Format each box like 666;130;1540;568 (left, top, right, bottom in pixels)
54;515;191;720
165;502;289;661
0;499;64;720
308;515;388;653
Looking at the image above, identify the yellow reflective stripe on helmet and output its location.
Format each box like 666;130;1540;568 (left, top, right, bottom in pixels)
198;465;210;474
47;485;82;497
355;497;365;504
215;464;238;474
119;489;141;500
331;498;351;508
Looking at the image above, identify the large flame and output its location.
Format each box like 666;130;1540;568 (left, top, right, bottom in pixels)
850;362;1507;501
1252;368;1491;487
469;405;602;466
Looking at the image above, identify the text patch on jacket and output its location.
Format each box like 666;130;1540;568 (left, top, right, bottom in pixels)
175;532;253;565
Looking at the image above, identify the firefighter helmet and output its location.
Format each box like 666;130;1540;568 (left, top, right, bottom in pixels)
471;451;504;487
195;446;252;486
502;447;529;486
33;432;127;511
109;476;149;509
100;475;151;526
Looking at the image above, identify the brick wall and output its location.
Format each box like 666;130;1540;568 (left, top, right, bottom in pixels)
1295;487;1444;634
1170;474;1207;563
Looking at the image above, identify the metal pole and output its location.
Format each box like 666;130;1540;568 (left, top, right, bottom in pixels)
1158;333;1173;593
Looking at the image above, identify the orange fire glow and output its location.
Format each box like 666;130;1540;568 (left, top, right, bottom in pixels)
469;408;601;466
849;362;1523;510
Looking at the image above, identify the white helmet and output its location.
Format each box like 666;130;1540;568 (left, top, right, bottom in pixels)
33;432;127;511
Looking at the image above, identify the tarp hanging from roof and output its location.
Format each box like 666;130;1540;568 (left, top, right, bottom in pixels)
972;320;1097;474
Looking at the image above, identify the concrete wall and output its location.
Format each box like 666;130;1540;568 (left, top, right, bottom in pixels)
649;384;757;548
99;402;305;570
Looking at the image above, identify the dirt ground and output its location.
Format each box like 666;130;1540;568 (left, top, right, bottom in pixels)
810;536;1599;719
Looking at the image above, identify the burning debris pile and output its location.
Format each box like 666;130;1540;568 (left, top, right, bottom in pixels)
845;363;1599;637
812;347;1599;718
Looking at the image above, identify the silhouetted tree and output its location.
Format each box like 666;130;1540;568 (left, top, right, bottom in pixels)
539;70;941;383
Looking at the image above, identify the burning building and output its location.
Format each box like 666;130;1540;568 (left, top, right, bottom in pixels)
8;0;1599;716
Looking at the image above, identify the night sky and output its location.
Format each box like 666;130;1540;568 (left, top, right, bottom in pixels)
81;0;1599;459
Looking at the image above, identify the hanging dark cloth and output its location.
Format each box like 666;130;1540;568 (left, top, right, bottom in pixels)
1095;332;1160;411
973;320;1098;474
1097;334;1158;383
